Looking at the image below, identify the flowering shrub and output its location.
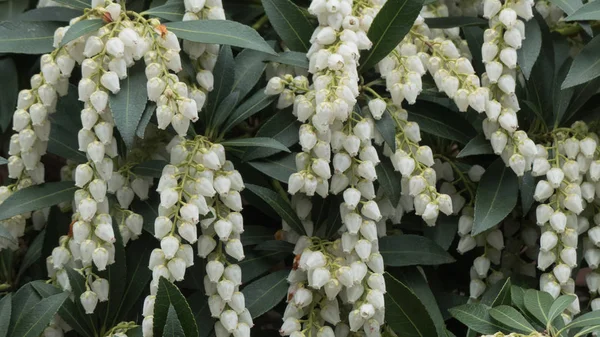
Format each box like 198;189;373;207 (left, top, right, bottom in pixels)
1;0;600;336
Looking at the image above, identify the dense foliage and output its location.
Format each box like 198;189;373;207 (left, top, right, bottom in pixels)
2;0;600;336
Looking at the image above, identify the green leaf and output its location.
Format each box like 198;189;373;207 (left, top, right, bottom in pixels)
565;0;600;20
136;103;156;139
0;157;6;165
517;17;542;80
164;20;277;55
11;292;69;337
407;102;476;144
53;0;90;10
221;137;290;153
564;309;600;329
0;57;17;132
48;124;88;162
245;184;305;235
449;304;506;335
472;158;518;235
248;153;296;183
423;215;458;251
142;2;185;22
374;107;397;151
384;272;438;337
51;84;84;133
481;278;512;307
0;294;11;337
548;0;582;14
0;182;77;221
547;295;576;324
523;289;553;325
424;16;487;28
457;134;493;158
462;26;485;74
131;193;160;235
205;45;234;125
489;305;536;334
60;19;104;47
0;21;63;54
210;92;240;136
110;62;148;148
239;250;289;283
565;77;600;120
17;230;45;280
322;196;343;239
0;0;29;20
562;34;600;89
264;51;309;69
221;90;276;135
242;269;289;318
255;240;294;253
376;156;401;205
261;0;313;52
241;226;276;246
232;49;269;100
100;220;128;328
379;234;455;267
0;226;17;250
242;111;299;161
511;286;527;312
19;7;82;22
359;0;425;71
154;278;199;337
132;160;167;178
163;305;186;337
9;285;42;335
553;58;575;126
526;17;554;121
520;172;536;216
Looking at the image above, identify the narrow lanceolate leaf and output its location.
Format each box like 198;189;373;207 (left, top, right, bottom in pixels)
154;278;198;337
142;2;185;22
520;172;536;216
564;309;600;329
0;57;18;132
376;157;401;205
19;7;82;22
0;294;11;337
136;103;156;139
248;153;296;183
17;230;45;279
48;124;88;162
373;106;396;151
424;16;487;28
11;292;69;337
211;92;240;133
517;17;542;80
359;0;425;71
245;184;306;235
221;90;276;135
489;306;536;334
261;0;314;52
562;35;600;89
481;278;511;307
523;289;553;325
221;137;290;153
242;111;299;161
407;102;476;144
0;182;77;221
164;20;277;55
457;134;494;158
547;295;576;323
242;269;289;318
384;272;438;337
163;305;186;337
565;0;600;20
0;21;64;54
548;0;582;14
110;62;148;148
132;160;167;178
60;19;104;47
264;51;309;69
232;49;269;100
205;46;235;124
449;304;506;335
472;158;518;235
53;0;90;10
379;235;455;266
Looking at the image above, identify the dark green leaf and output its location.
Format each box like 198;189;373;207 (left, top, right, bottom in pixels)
449;304;506;335
164;20;277;55
511;286;527;312
100;218;127;327
211;91;240;133
9;284;41;335
0;226;17;250
322;196;343;239
472;158;518;235
110;62;148;148
255;240;294;253
60;19;104;47
547;295;576;324
359;0;425;71
205;45;234;124
0;182;77;221
142;2;185;22
248;153;296;183
523;289;553;325
132;160;167;178
11;292;69;337
565;0;600;20
64;268;96;334
0;0;29;20
163;305;186;337
462;26;485;74
384;272;438;337
564;309;600;329
527;16;554;121
221;90;276;135
131;192;159;235
520;172;536;216
424;16;487;28
374;107;396;151
407;102;476;144
565;77;600;120
261;0;313;52
222;137;290;153
242;269;289;318
379;235;455;266
481;278;512;307
264;51;309;69
245;183;305;235
0;294;11;337
239;250;289;283
51;83;83;132
517;17;542;80
48;124;88;162
489;305;536;334
242;111;299;161
233;49;269;100
457;134;493;158
17;229;45;279
553;58;575;126
136;103;156;139
53;0;90;10
423;214;458;251
186;292;212;337
241;226;276;246
376;156;401;205
562;35;600;89
0;21;63;54
0;57;17;132
154;278;198;337
19;7;82;22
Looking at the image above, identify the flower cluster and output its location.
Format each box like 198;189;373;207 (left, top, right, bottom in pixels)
141;135;251;337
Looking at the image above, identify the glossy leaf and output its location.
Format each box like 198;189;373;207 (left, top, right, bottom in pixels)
481;278;511;307
53;0;90;9
248;153;296;183
136;103;156;139
548;0;582;14
547;295;576;324
261;0;313;52
110;61;148;148
424;16;487;28
60;19;104;47
255;240;294;253
132;160;167;178
373;107;397;151
449;304;506;335
517;17;542;80
264;51;309;69
565;0;600;20
205;46;234;124
17;230;45;280
210;91;240;133
19;7;81;22
142;2;185;22
232;48;269;100
457;134;493;158
48;124;88;162
379;235;455;267
221;90;276;135
242;111;299;161
562;35;600;89
489;305;536;334
154;278;198;337
221;137;290;153
241;226;276;246
242;269;289;318
0;294;11;337
472;158;518;235
407;102;476;144
11;292;69;337
0;21;63;54
239;250;289;283
520;172;536;216
163;305;186;337
376;156;401;205
523;289;553;325
553;58;575;126
0;57;17;132
0;182;77;221
564;309;600;329
245;183;305;235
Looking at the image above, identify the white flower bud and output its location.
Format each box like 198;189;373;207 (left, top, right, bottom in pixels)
80;290;99;314
161;235;180;259
92;247;109;271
